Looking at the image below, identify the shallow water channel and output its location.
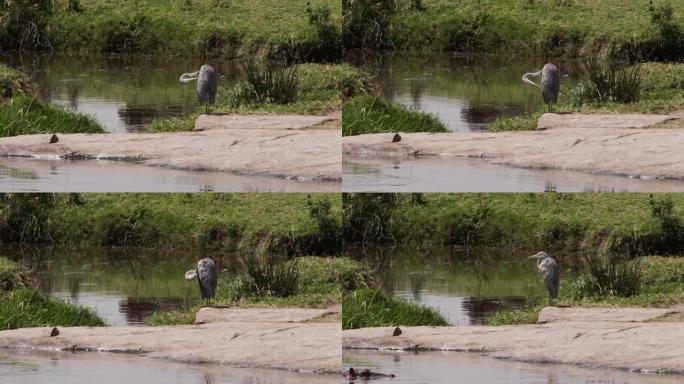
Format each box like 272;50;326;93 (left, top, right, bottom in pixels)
343;350;684;384
347;52;582;132
0;53;239;133
343;156;684;193
348;246;576;326
0;349;338;384
4;246;238;326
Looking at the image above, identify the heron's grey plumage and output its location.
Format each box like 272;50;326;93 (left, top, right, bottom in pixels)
185;258;217;299
180;65;217;114
528;251;560;302
523;63;561;108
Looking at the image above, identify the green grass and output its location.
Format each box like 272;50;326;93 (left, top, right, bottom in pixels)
0;257;34;293
0;193;342;256
3;0;341;61
344;0;684;58
489;256;684;325
146;63;368;132
342;287;448;329
147;256;368;325
0;64;32;99
342;94;448;136
0;288;106;330
488;62;684;131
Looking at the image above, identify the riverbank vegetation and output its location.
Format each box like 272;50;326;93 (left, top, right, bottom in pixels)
147;256;368;325
0;193;342;256
1;0;341;62
343;0;684;60
0;257;105;330
0;64;104;137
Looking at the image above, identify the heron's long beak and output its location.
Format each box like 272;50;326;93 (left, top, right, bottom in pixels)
184;269;197;280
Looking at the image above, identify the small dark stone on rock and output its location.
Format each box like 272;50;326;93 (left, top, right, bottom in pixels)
393;327;402;336
49;134;59;144
392;133;401;143
50;327;59;337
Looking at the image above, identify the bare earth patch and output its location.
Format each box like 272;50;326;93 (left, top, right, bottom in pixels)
0;113;341;182
343;111;684;180
0;307;341;374
343;306;684;374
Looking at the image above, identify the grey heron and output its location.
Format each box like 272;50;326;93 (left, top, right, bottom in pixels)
180;64;217;114
523;63;560;111
528;251;559;304
185;258;218;300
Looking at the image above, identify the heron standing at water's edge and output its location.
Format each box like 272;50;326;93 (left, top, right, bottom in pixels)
522;63;560;112
185;258;218;300
528;251;559;305
180;64;217;114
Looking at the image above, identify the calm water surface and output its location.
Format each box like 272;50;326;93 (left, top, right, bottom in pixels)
0;53;239;133
0;350;338;384
5;246;239;326
343;350;684;384
347;52;582;132
348;246;578;325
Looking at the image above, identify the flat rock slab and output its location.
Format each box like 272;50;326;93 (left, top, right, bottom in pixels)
343;312;684;374
195;307;332;324
537;306;675;323
343;111;684;180
0;115;341;181
0;307;340;373
538;112;684;130
196;114;338;131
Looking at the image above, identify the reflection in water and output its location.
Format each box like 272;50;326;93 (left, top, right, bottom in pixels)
348;245;571;325
0;350;338;384
343;350;684;384
3;246;236;326
347;51;583;132
343;156;684;193
0;53;240;133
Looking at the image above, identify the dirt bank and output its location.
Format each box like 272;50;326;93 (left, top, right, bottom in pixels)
0;114;341;182
343;306;684;374
0;307;341;374
343;112;684;180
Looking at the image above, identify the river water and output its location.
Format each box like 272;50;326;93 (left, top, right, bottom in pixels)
343;350;684;384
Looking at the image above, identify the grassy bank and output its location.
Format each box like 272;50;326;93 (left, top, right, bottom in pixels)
0;193;342;256
342;94;448;136
146;62;367;132
490;62;684;132
488;256;684;325
343;0;684;59
342;287;448;329
0;64;104;137
148;256;368;325
0;257;105;330
1;0;341;62
343;193;684;257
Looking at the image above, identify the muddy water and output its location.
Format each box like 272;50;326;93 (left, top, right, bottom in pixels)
347;52;582;132
0;157;338;193
348;246;574;325
5;246;239;326
343;350;684;384
343;156;684;193
0;350;337;384
0;53;238;133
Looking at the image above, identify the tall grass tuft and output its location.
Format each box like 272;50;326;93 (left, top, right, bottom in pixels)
567;60;642;106
228;59;300;107
227;252;300;299
0;257;34;293
567;252;643;299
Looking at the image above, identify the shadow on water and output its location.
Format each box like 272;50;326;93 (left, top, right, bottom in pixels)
346;51;583;132
347;245;580;325
0;52;240;133
0;350;338;384
3;245;243;326
343;350;684;384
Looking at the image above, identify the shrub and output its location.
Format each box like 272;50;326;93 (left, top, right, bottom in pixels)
305;4;342;62
307;196;342;256
0;194;56;243
0;0;55;49
342;0;398;49
0;257;34;293
343;193;399;243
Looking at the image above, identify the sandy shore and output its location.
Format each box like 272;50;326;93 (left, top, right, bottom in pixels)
0;113;341;182
343;306;684;374
343;111;684;180
0;307;341;374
